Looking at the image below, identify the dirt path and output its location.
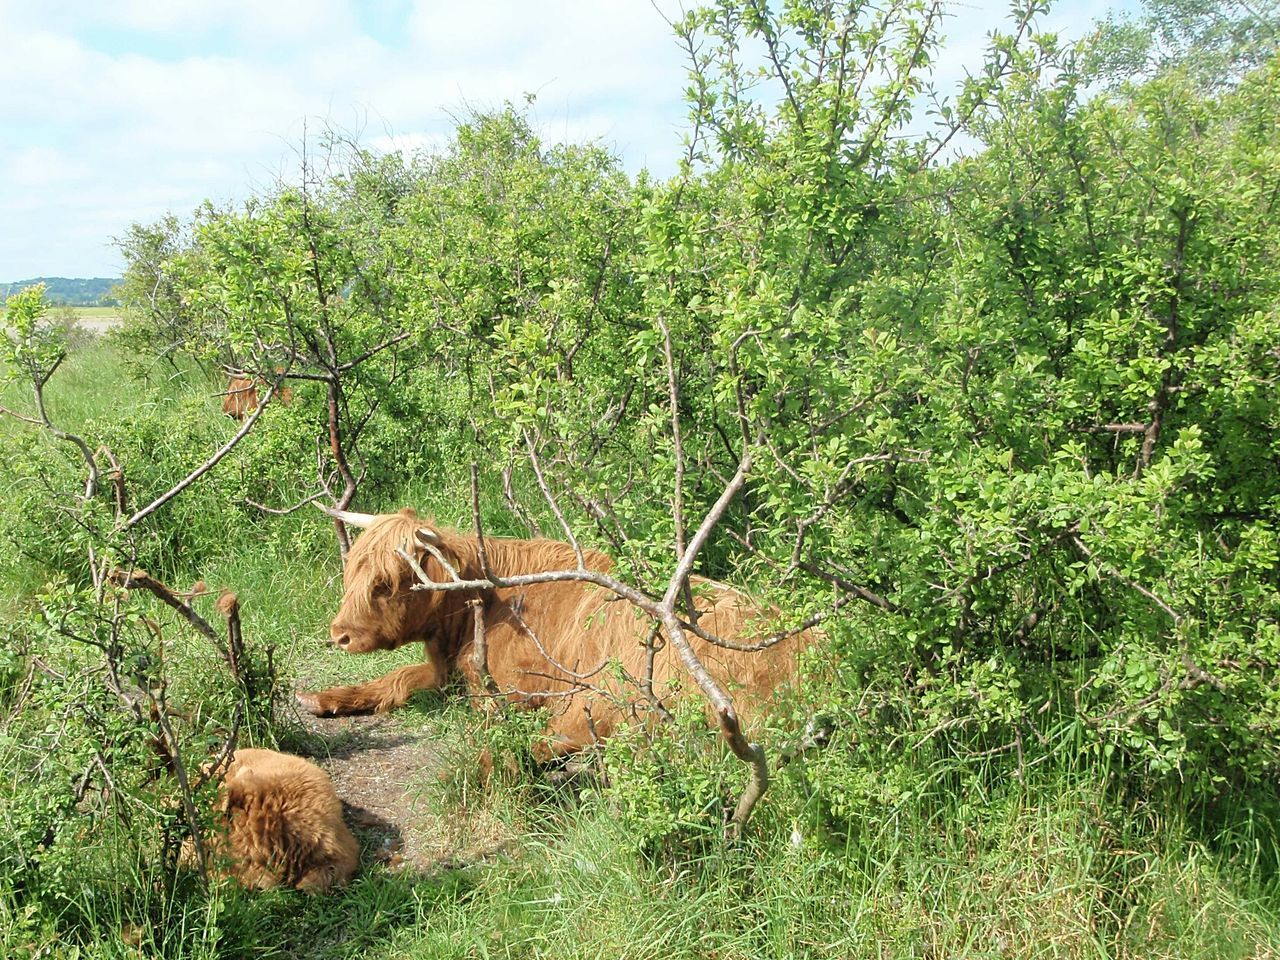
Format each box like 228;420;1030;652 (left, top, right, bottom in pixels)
294;706;514;873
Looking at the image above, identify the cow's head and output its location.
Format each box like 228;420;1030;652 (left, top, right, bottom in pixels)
325;508;460;653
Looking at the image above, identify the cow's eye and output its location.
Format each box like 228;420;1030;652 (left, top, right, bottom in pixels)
370;582;393;601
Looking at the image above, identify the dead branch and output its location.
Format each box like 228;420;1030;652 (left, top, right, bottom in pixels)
193;701;244;792
524;430;586;568
664;450;752;609
659;317;697;623
1081;422;1147;434
0;378;100;500
681;593;852;653
217;591;245;685
638;623;674;723
110;569;229;663
501;463;544;537
96;444;127;515
725;528;900;614
121;378;281;529
1179;651;1228;693
0;403;42;426
467;598;498;697
147;682;208;882
337;331;411;372
470;463;495;580
509;601;612;683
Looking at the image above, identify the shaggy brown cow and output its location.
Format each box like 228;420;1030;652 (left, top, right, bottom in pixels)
200;748;359;893
221;375;293;420
297;509;815;758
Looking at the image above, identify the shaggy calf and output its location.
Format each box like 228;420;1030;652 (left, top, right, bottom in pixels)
201;748;358;893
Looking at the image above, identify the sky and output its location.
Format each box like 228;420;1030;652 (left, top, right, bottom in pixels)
0;0;1134;281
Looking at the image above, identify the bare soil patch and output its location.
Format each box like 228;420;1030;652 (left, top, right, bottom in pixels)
293;703;514;874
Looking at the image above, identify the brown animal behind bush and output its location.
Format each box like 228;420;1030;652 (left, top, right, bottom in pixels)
298;509;816;758
203;748;358;893
221;375;293;419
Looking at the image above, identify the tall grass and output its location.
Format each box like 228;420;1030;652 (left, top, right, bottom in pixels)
1;338;1278;959
78;766;1264;960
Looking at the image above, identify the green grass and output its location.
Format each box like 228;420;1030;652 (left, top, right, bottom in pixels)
65;306;121;318
39;773;1266;960
2;339;1279;959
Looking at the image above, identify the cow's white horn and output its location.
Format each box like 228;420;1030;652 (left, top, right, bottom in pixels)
415;527;440;544
314;503;378;528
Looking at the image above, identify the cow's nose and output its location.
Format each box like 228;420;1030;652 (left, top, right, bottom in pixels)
331;631;351;648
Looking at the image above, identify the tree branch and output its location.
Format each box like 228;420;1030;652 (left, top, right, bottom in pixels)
121;379;281;529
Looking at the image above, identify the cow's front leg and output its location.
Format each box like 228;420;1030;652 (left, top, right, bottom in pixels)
297;659;448;717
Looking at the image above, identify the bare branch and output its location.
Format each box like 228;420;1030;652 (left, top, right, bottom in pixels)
193;701;244;792
659;316;700;623
725;529;900;613
501;463;543;537
664;449;752;609
1070;534;1182;624
97;444;127;515
467;598;498;697
681;593;851;653
658;610;768;834
510;602;612;683
121;379;281;529
0;403;42;426
1082;422;1148;434
109;569;229;661
470;463;495;580
337;331;411;372
2;376;100;500
148;685;208;882
524;430;585;568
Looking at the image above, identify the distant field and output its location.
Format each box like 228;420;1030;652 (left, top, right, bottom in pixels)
0;303;122;332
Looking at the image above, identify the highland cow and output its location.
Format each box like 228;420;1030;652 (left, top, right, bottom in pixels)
297;509;815;759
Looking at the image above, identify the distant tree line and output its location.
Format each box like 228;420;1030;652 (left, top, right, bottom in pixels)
0;277;120;307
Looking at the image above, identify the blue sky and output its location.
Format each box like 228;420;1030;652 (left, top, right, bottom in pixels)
0;0;1135;281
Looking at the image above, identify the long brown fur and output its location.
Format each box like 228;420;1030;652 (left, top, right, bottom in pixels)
221;376;293;420
203;749;358;893
300;510;817;758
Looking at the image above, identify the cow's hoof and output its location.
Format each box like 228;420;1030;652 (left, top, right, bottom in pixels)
296;691;328;716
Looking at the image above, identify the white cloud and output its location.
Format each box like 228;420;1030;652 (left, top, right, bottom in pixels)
0;1;693;277
4;147;91;187
0;0;1131;279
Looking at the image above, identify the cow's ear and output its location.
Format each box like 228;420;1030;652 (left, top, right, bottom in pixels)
223;767;260;812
